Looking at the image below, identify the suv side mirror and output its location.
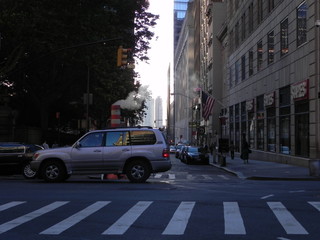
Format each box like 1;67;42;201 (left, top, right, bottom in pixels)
74;142;82;149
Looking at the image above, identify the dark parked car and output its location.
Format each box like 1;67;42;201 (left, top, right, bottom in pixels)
175;144;185;158
0;142;43;179
180;146;209;165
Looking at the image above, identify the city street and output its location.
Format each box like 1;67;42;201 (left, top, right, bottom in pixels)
0;155;320;240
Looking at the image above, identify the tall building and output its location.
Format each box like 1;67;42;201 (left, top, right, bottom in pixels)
154;96;163;128
174;0;189;50
143;99;154;127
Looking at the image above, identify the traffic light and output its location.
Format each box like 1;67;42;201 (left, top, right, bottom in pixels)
117;46;131;67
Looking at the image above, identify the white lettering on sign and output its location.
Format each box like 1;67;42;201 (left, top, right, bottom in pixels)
264;92;275;107
291;80;308;100
246;99;254;111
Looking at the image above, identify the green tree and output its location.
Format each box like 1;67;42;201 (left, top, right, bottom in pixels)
0;0;158;136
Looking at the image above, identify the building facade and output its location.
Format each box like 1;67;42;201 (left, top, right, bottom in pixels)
223;0;320;166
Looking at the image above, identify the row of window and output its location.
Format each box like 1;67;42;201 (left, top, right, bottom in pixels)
225;84;309;157
229;1;307;87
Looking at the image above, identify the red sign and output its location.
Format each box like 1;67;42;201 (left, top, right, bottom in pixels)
291;79;309;101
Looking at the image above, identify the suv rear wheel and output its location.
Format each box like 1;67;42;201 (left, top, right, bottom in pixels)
41;160;67;182
126;160;151;183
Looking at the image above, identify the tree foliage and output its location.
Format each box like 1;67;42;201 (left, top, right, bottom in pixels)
0;0;158;135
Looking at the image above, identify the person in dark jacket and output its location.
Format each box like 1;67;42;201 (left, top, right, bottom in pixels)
241;134;250;164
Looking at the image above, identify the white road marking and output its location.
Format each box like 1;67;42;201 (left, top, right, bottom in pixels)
162;201;195;235
202;175;213;180
224;202;246;235
0;201;25;212
218;175;229;180
41;201;110;235
261;194;274;199
168;174;175;180
0;201;69;234
154;173;162;178
102;201;152;235
267;202;308;235
308;201;320;212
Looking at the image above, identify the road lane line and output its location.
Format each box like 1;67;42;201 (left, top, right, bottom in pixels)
0;201;69;234
41;201;110;235
162;201;195;235
218;175;229;180
308;201;320;211
102;201;152;235
202;175;213;180
267;202;308;235
261;194;274;199
0;201;25;212
224;202;246;235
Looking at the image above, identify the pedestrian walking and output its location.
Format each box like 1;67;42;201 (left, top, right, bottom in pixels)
229;141;235;160
240;134;250;164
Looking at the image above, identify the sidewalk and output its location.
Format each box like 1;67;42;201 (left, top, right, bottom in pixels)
210;154;320;181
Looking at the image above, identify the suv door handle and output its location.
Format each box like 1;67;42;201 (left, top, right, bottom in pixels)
122;149;130;152
94;150;102;152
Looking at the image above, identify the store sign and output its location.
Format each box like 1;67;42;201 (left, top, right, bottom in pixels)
264;92;275;107
246;99;254;112
291;79;309;101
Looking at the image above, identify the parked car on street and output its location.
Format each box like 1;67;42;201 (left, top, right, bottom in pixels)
180;146;209;165
31;127;171;183
0;142;43;179
169;145;176;154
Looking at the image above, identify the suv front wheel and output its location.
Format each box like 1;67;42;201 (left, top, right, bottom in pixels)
22;162;37;179
41;160;67;182
126;160;151;183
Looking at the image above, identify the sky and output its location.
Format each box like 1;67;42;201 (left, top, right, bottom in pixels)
135;0;174;123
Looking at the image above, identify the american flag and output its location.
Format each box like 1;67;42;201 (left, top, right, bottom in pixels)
201;91;215;121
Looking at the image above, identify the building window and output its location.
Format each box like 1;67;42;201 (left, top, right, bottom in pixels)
249;49;253;76
297;1;307;47
241;55;246;81
258;0;263;24
229;65;233;88
257;40;263;71
235;60;240;84
235;104;240;152
241;13;246;41
279;86;290;154
280;19;289;56
256;95;264;150
241;101;247;150
268;0;275;12
295;100;309;157
249;3;253;33
267;107;276;152
235;22;239;48
268;31;274;64
229;105;234;144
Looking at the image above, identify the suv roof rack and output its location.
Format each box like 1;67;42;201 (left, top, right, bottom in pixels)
104;126;153;130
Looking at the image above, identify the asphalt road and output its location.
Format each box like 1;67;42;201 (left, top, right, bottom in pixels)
0;155;319;240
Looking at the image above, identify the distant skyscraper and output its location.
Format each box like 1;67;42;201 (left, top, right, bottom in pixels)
174;0;189;50
142;99;154;127
154;96;163;128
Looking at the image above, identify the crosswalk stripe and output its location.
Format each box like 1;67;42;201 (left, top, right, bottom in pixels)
40;201;110;235
308;201;320;212
0;201;25;212
162;201;195;235
0;201;69;234
168;174;175;180
224;202;246;235
102;201;152;235
267;202;308;235
201;175;213;180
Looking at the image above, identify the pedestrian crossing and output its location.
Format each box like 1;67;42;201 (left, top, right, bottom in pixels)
0;201;319;236
151;173;230;181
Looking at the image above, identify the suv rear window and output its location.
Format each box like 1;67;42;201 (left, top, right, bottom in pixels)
130;130;156;145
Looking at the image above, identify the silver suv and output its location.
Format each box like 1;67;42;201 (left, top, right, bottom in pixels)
30;127;171;183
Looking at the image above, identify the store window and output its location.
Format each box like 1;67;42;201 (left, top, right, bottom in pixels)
268;31;274;64
246;99;255;148
257;40;263;71
280;18;289;56
235;103;240;152
279;86;291;154
229;105;234;145
295;101;309;157
241;101;247;150
297;1;307;47
256;95;264;150
265;92;275;152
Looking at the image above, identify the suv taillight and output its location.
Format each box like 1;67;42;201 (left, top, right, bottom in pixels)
162;149;170;158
